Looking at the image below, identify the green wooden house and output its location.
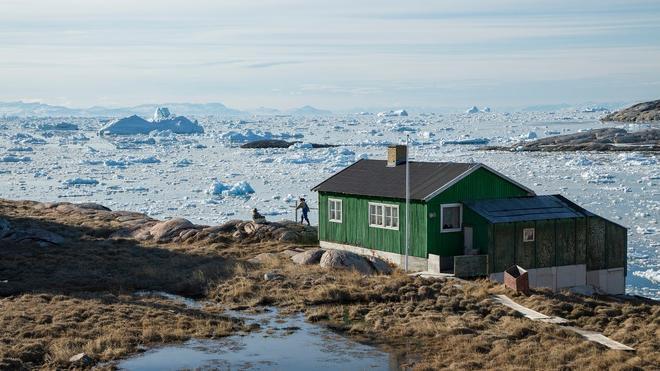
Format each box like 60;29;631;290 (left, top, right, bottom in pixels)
312;145;627;294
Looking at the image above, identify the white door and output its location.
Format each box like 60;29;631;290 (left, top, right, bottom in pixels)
463;226;473;255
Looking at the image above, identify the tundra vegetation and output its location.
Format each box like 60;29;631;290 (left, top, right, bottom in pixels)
0;199;658;370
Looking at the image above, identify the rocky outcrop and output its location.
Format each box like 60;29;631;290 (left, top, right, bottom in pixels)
240;139;338;149
601;100;660;123
486;128;660;152
0;217;65;246
0;199;317;247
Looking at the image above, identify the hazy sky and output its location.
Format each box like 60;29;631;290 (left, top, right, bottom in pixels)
1;0;659;110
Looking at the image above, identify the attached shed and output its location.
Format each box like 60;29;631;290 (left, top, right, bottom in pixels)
463;195;627;293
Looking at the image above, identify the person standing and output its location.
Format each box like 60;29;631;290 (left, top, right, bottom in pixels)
296;197;310;226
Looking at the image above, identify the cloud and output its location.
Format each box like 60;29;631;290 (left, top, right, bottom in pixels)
245;61;302;69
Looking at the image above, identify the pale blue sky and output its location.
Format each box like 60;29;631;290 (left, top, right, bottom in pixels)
1;0;659;110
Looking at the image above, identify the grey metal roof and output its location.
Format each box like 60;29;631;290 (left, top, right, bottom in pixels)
311;159;479;200
464;195;592;223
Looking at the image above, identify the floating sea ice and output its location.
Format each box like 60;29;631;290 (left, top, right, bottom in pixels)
0;155;31;162
565;156;593;166
175;159;193;167
544;130;561;135
633;269;660;284
581;170;615;184
131;156;161;164
617;153;657;166
63;178;99;186
7;146;33;152
442;137;490;145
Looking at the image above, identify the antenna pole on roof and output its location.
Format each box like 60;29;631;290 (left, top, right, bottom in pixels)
404;134;410;272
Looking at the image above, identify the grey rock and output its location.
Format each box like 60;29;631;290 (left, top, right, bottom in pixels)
319;249;374;275
248;252;279;264
149;218;195;241
9;228;65;245
366;255;393;275
291;248;325;265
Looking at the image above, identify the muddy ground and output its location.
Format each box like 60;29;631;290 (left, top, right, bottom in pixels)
0;199;658;370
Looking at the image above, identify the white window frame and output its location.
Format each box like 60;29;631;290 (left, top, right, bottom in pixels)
368;202;399;230
440;203;463;233
328;198;343;223
523;227;535;242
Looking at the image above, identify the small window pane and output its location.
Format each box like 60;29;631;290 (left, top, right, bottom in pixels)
392;206;399;228
442;206;461;230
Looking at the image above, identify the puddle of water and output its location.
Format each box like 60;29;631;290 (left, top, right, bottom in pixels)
118;302;399;371
133;290;205;309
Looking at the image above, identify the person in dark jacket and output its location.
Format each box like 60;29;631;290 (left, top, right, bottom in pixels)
296;197;310;226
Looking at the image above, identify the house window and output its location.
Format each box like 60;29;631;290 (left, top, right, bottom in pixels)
369;202;399;230
440;203;462;233
328;199;342;223
523;228;535;242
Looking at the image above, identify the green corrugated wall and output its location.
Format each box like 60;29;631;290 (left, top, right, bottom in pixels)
426;167;531;256
317;192;427;258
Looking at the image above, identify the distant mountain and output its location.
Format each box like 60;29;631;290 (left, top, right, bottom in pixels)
287;105;332;116
601;99;660;123
0;101;243;117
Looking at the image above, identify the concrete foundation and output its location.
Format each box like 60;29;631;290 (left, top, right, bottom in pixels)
490;264;625;295
319;240;428;272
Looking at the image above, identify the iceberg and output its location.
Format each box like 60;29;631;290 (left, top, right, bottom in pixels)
465;106;479;114
208;180;255;197
99;108;204;135
377;109;408;117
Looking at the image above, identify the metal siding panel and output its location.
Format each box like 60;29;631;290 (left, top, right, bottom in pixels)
536;220;556;268
556;219;576;266
606;222;626;269
587;217;606;270
575;218;587;264
515;221;536;268
493;223;515;272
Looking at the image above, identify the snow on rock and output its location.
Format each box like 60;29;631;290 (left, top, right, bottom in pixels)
63;178;99;186
99;108;203;135
377;109;408;117
466;106;480;114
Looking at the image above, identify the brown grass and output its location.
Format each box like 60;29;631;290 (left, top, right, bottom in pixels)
0;293;239;370
1;199;659;370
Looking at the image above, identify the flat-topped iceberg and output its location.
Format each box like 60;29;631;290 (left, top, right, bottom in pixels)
377;109;408;117
99;107;204;135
